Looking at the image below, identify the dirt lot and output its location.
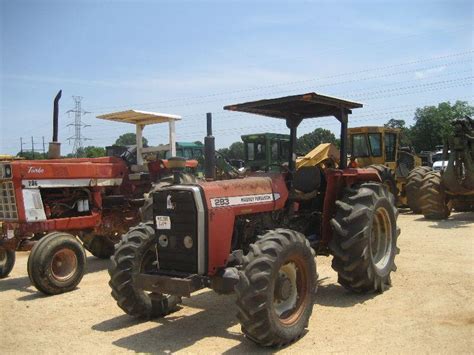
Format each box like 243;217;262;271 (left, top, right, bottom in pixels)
1;212;473;354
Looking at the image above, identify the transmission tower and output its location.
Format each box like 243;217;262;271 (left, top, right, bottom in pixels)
67;96;91;156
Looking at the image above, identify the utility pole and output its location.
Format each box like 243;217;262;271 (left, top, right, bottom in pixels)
67;96;91;156
31;136;35;159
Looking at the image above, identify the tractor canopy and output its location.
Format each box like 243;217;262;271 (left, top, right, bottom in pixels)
224;92;362;170
224;92;362;120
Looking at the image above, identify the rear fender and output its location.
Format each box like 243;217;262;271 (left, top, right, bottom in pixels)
321;168;381;246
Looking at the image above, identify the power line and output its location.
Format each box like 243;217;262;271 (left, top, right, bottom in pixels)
88;50;473;114
84;73;473;137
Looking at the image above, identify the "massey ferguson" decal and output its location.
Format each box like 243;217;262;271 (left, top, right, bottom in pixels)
210;193;280;208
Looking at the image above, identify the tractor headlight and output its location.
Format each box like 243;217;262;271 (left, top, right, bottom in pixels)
158;234;169;248
2;164;12;178
183;235;193;249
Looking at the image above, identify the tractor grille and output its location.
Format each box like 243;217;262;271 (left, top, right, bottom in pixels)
153;189;199;274
0;181;18;220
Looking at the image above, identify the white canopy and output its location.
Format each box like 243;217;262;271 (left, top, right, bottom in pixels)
97;110;181;126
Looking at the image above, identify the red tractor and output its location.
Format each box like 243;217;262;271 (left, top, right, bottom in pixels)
108;93;400;347
0;93;198;294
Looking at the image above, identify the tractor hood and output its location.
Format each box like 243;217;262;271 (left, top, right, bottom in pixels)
199;174;288;213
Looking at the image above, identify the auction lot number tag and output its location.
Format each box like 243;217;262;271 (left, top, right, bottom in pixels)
155;216;171;229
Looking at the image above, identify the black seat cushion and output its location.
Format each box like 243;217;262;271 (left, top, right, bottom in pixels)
293;166;321;193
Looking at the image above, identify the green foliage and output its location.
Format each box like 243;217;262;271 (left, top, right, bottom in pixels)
64;146;106;158
114;133;148;147
17;151;47;160
296;128;337;154
218;141;245;160
82;146;106;158
409;101;474;151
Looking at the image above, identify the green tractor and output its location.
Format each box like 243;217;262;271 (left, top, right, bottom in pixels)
241;133;290;171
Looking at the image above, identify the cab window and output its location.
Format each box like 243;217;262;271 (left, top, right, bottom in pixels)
193;149;203;158
368;133;382;157
247;143;255;161
271;141;279;161
183;148;193;158
384;133;397;161
255;143;266;160
351;134;369;157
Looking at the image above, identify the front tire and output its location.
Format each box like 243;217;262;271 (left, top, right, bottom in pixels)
27;232;86;295
0;247;15;279
108;223;181;318
330;183;399;293
419;171;451;220
406;166;432;213
235;229;317;347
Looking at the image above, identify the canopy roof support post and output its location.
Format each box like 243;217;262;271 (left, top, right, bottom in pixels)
337;109;349;169
286;117;303;174
169;119;176;157
136;123;144;165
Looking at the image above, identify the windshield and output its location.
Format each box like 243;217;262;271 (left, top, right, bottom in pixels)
351;134;369;157
246;142;266;161
368;133;382;156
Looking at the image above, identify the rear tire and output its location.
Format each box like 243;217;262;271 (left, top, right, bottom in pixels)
406;166;432;213
27;232;86;295
0;247;15;279
82;234;118;259
108;222;181;318
419;171;451;220
235;228;317;347
330;183;399;293
368;165;399;201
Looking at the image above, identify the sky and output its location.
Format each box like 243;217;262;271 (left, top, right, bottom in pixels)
1;0;473;155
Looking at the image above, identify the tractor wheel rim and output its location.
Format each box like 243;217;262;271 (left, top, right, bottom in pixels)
0;248;6;269
370;206;393;270
50;248;78;281
273;255;310;325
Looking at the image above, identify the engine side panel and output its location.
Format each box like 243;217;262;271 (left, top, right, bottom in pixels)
201;174;288;275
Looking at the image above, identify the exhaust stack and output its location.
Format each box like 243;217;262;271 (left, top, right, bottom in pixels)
204;112;216;180
48;90;62;159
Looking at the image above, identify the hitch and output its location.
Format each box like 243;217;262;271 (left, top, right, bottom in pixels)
134;273;207;297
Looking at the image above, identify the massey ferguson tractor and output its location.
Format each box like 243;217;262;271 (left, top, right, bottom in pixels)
108;92;400;347
418;116;474;219
0;91;198;294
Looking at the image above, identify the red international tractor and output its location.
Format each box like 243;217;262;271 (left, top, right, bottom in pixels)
108;93;400;347
0;92;198;294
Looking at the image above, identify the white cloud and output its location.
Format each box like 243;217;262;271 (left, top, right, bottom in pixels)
415;66;446;79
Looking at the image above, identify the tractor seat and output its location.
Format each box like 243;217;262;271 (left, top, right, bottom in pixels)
292;166;322;195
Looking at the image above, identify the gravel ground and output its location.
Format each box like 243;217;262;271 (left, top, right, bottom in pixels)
1;212;473;354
